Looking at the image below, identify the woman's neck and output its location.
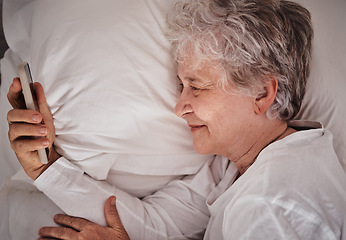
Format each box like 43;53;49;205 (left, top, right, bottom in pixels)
230;120;294;175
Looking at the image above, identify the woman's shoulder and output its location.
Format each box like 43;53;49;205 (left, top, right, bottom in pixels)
221;146;346;239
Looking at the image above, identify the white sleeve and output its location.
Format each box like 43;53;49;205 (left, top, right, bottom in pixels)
34;157;217;240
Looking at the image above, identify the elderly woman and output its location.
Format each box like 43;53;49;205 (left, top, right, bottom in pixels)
7;0;346;239
167;0;346;238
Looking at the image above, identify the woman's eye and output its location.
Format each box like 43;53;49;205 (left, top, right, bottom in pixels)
178;83;184;92
191;86;201;91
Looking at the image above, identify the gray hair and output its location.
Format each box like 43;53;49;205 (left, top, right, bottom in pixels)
166;0;313;120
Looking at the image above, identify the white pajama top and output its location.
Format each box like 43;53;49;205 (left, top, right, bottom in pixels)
35;122;346;239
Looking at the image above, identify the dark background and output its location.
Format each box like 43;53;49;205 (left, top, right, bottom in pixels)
0;2;10;84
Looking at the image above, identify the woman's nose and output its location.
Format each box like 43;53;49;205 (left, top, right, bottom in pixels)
174;90;192;118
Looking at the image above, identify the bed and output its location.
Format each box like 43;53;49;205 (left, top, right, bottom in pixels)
0;0;345;239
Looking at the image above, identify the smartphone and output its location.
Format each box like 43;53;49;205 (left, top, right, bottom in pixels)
18;62;48;164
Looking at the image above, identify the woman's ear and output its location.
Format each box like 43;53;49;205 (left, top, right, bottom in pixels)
254;76;278;115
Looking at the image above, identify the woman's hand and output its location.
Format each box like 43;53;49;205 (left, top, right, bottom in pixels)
7;78;60;180
38;196;130;240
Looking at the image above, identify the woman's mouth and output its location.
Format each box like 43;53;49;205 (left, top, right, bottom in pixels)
189;124;206;132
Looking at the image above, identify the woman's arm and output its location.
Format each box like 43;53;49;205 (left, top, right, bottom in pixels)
7;78;216;239
35;156;214;239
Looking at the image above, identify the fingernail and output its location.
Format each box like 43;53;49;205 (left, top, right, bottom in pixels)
111;196;116;206
32;114;39;122
42;140;49;146
39;127;47;134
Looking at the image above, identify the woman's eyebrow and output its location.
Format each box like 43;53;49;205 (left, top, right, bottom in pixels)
177;75;198;84
176;75;183;85
187;77;197;83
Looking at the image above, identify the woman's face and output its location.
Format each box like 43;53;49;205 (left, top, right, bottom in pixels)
175;60;257;158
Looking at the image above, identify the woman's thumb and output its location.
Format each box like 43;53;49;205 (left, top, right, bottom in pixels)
105;196;123;228
104;196;130;239
34;82;52;121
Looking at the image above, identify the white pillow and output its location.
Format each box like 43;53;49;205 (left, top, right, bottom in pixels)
1;0;345;194
1;0;213;196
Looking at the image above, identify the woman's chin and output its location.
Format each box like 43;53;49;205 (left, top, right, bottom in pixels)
193;143;212;155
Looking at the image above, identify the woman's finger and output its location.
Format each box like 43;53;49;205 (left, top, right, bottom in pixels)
7;77;26;109
105;196;123;229
34;83;53;124
39;226;79;240
12;144;45;180
33;82;56;146
7;108;42;125
10;137;50;155
53;214;92;232
104;196;130;239
8;123;48;141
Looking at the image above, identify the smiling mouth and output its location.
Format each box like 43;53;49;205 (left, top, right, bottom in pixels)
189;125;206;132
